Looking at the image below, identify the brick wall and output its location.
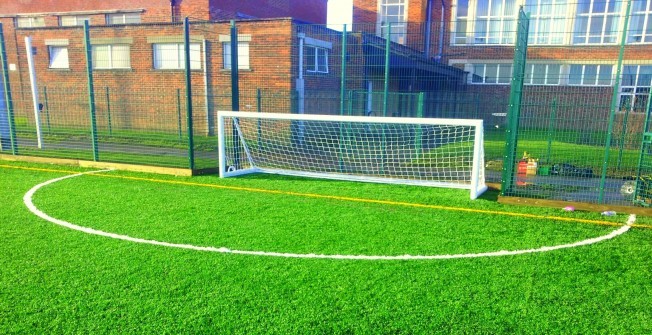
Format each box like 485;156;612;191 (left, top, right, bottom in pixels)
3;19;302;135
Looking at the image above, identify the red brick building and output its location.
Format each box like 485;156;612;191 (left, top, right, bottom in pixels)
350;0;652;127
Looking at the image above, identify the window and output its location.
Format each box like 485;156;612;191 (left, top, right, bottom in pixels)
48;46;69;69
454;0;470;44
107;13;141;25
568;64;613;86
475;0;518;44
628;0;652;43
573;0;622;44
379;0;407;44
524;64;561;85
16;17;45;28
60;15;91;27
619;65;652;113
471;63;512;84
525;0;567;44
223;42;250;70
305;46;328;73
153;43;201;70
92;45;130;69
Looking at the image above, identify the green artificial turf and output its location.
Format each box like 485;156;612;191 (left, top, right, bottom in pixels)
1;161;651;334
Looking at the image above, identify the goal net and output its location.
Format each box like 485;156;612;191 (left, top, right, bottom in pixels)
218;111;487;199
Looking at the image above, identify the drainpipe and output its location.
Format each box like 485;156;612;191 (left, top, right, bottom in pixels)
170;0;177;22
424;0;433;58
436;0;446;62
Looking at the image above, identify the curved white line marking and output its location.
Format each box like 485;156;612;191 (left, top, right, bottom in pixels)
24;171;635;260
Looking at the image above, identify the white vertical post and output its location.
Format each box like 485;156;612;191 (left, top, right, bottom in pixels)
25;36;43;149
470;120;486;200
218;113;225;177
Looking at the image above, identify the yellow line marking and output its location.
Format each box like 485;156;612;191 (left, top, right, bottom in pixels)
2;163;647;229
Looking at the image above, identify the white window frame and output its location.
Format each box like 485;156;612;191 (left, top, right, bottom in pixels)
474;0;519;45
454;0;471;44
525;0;569;45
619;64;652;113
572;0;622;45
524;63;562;85
16;17;45;28
378;0;408;44
48;46;69;69
305;45;329;74
92;44;131;70
469;63;513;85
60;15;91;27
222;42;250;70
627;0;652;44
568;64;614;86
106;13;141;25
153;43;201;70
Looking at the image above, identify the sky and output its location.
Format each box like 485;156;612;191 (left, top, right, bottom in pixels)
327;0;353;30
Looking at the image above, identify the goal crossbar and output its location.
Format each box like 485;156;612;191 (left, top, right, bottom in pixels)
218;111;487;199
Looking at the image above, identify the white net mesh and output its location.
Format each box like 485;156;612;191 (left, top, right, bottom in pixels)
219;112;486;199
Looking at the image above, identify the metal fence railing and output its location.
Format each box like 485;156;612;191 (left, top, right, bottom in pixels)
1;4;651;207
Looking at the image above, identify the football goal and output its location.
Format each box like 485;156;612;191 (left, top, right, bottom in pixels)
218;111;487;199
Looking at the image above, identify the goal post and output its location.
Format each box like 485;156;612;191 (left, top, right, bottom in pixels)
218;111;487;199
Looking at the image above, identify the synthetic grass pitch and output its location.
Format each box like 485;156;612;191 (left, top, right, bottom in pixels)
1;161;651;334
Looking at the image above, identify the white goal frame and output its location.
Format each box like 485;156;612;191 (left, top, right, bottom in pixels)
218;111;487;199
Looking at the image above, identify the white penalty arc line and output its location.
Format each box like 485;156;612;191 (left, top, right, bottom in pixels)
23;171;636;261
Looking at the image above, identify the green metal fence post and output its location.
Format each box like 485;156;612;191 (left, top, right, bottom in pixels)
176;88;182;141
105;87;112;135
230;20;240;170
184;17;195;170
599;0;632;203
545;98;557;164
43;86;51;134
340;24;347;116
0;24;17;155
501;8;529;195
633;90;652;201
617;106;631;169
257;88;261;150
383;23;391;118
83;21;99;161
415;92;424;159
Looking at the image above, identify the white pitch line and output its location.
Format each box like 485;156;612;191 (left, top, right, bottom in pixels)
23;171;635;261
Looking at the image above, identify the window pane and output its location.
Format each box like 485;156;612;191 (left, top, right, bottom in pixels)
532;64;546;84
633;0;647;12
637;66;652;86
622;66;637;86
472;64;484;83
577;1;591;14
457;0;469;16
223;43;232;69
548;64;561;84
60;16;77;26
598;65;612;85
490;0;503;16
593;0;606;13
455;19;468;42
49;46;69;68
569;65;582;85
190;43;202;70
111;45;130;68
525;64;534;83
498;64;512;83
486;64;498;83
154;44;179;69
584;65;598;85
477;0;489;16
475;19;487;43
92;45;110;68
124;13;141;24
